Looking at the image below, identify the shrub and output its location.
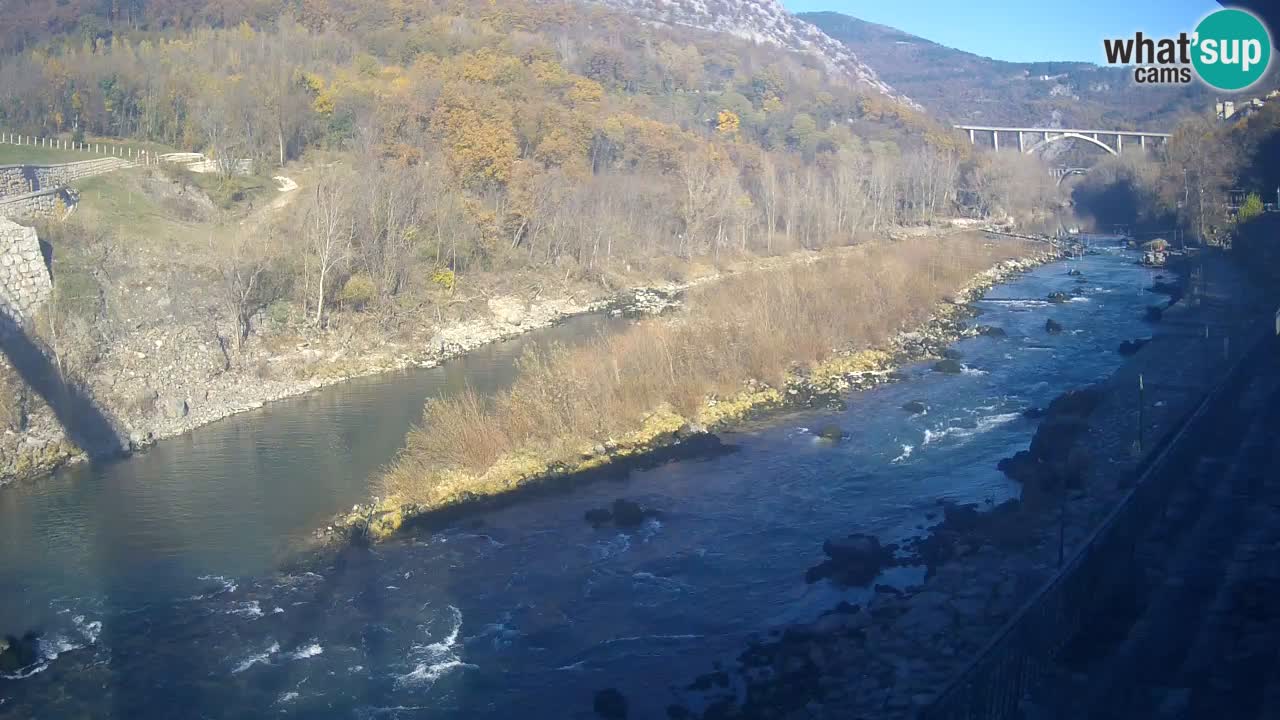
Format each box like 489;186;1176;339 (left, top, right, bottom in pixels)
1237;192;1264;225
267;300;292;327
338;274;377;310
431;268;457;292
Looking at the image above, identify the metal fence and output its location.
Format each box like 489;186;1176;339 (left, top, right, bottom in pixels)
918;323;1268;720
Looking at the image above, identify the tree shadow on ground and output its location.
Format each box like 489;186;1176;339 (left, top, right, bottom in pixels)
0;314;121;460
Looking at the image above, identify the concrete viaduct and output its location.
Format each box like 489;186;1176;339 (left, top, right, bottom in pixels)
954;125;1172;156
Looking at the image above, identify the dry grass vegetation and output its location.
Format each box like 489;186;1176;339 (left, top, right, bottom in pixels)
380;232;1032;509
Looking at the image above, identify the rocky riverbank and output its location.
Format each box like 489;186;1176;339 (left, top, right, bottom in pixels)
334;244;1066;543
2;235;953;486
653;248;1271;720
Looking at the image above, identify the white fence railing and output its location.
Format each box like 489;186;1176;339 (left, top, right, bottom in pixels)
0;131;160;165
1;132;254;176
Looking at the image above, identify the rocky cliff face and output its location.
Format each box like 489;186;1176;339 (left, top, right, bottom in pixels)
581;0;916;106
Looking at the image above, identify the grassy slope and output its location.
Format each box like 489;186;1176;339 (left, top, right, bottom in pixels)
0;144;98;165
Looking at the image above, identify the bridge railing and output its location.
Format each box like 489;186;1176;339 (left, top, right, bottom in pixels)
918;320;1270;720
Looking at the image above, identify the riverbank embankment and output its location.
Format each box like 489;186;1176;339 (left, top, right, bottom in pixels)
344;233;1063;541
670;248;1276;720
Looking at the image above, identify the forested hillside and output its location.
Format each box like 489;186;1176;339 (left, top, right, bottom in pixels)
1;0;1056;321
0;0;1064;482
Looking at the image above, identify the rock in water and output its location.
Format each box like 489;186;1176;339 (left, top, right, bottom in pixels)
1045;319;1064;334
1067;268;1082;276
1047;292;1070;303
941;348;964;360
806;533;896;586
594;688;628;719
932;359;963;374
1145;305;1164;323
901;400;927;414
815;425;845;441
1044;385;1106;418
583;508;613;527
978;325;1007;338
0;632;40;673
1118;338;1150;356
610;499;646;527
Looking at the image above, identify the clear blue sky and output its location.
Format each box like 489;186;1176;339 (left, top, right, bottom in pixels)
784;0;1224;63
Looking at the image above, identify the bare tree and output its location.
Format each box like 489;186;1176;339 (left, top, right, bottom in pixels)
304;166;355;327
211;228;276;352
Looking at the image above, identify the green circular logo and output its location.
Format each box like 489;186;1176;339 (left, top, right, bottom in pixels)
1192;9;1272;91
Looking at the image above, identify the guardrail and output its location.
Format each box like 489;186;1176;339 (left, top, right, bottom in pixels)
0;131;154;163
918;321;1270;720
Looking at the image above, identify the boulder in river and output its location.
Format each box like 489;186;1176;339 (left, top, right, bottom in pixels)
805;533;897;587
999;385;1106;490
610;499;646;527
583;508;613;527
941;348;964;360
594;688;628;719
1044;385;1106;418
1145;305;1164;323
584;499;661;529
1147;281;1183;301
815;425;846;441
932;359;964;374
1118;338;1150;356
901;400;927;415
977;325;1007;338
1067;268;1082;276
0;632;41;674
1047;291;1070;304
1045;319;1064;334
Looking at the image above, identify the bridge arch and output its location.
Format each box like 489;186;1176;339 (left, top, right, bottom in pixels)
1025;132;1118;156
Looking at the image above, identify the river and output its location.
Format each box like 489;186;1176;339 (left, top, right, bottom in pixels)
0;239;1163;719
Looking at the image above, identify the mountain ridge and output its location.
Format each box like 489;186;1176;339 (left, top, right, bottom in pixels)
800;10;1218;130
582;0;919;106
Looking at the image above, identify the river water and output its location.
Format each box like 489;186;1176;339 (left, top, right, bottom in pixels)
0;239;1163;719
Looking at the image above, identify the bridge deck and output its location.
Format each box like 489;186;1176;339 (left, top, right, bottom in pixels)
953;125;1171;138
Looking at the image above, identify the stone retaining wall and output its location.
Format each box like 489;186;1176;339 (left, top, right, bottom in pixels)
0;158;134;198
0;186;78;221
0;217;52;325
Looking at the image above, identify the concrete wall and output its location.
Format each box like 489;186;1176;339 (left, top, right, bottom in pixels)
0;217;52;326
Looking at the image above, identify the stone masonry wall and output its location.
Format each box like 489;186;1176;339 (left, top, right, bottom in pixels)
0;187;78;222
0;217;52;326
0;158;133;198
